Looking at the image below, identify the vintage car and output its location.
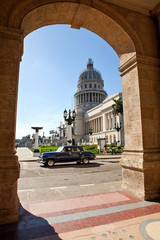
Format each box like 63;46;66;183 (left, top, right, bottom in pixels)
37;145;96;167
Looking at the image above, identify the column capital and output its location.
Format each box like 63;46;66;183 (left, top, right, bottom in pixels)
119;54;160;76
151;3;160;18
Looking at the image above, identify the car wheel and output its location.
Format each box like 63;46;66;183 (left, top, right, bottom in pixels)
47;159;55;167
44;162;48;167
83;158;89;164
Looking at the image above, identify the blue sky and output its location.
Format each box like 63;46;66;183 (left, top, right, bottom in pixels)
16;24;121;139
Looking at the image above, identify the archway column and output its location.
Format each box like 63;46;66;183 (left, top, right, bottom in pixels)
119;53;160;200
0;26;23;224
152;3;160;36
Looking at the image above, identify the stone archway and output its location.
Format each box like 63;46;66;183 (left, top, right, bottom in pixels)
0;0;160;225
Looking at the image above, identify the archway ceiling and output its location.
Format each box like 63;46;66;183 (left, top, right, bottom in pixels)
102;0;160;15
20;2;137;56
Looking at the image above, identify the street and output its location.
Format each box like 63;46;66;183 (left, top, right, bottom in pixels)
17;149;122;202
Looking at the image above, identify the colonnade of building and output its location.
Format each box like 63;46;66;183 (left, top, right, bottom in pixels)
75;92;106;105
84;110;121;145
85;116;103;134
85;112;117;133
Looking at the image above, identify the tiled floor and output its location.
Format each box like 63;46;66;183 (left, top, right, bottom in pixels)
0;191;160;240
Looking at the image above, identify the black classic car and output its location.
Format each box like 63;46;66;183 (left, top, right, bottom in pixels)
37;145;96;167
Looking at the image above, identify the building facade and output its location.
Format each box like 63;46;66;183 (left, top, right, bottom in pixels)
61;59;124;147
83;93;124;146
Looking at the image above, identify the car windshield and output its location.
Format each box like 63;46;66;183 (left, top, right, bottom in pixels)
56;146;64;152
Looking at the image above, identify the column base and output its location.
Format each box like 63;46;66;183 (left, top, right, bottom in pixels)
33;149;40;157
120;151;160;200
0;182;20;225
0;154;20;225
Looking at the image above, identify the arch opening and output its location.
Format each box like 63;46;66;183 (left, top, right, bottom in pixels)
3;0;160;227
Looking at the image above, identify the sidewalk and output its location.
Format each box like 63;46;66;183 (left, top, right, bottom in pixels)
96;154;121;159
0;191;160;239
17;147;38;162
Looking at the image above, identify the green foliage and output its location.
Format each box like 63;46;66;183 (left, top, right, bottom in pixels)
112;97;123;116
38;144;124;154
39;146;59;153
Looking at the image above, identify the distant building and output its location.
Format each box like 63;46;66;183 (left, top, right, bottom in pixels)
60;59;124;147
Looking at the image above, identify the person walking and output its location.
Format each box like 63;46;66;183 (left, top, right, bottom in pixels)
112;146;116;155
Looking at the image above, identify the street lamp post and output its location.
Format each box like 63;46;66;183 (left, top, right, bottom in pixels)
31;127;43;156
63;109;76;145
115;122;121;145
89;128;93;144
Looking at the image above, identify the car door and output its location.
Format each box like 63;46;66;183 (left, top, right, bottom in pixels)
60;147;72;162
71;147;81;162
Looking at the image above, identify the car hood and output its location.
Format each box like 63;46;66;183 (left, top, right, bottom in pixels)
40;151;57;157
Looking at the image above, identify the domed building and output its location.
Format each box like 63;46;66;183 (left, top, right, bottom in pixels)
73;59;108;144
60;59;124;147
74;59;107;114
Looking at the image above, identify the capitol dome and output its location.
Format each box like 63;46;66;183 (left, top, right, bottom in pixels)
78;59;104;86
74;59;107;113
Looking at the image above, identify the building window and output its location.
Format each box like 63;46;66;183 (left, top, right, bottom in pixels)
94;84;96;88
90;84;92;88
85;84;87;88
98;85;100;89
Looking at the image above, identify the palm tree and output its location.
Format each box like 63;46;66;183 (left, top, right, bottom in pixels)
112;97;123;116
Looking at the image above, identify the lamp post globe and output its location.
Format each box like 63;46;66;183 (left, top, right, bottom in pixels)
63;109;76;145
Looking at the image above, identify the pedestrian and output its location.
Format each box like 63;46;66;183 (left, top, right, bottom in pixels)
112;146;116;155
104;145;107;153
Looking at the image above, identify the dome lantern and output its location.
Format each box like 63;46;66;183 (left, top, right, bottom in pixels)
87;59;93;70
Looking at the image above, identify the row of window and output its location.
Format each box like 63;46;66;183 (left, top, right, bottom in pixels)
80;84;102;90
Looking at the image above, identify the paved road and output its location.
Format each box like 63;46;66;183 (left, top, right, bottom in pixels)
17;148;122;202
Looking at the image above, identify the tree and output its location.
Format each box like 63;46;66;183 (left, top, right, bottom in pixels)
112;97;123;116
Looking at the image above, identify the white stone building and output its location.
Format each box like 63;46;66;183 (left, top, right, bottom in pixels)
61;59;124;146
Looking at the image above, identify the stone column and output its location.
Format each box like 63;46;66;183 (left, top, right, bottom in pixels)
108;113;111;130
96;119;98;132
102;113;106;131
152;3;160;36
0;26;23;224
119;53;160;200
98;118;99;132
67;125;72;145
106;114;108;130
